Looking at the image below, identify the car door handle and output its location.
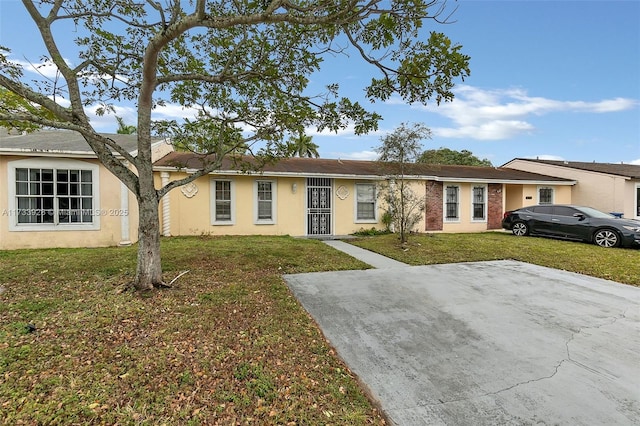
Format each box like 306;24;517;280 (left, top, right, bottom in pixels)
552;219;560;221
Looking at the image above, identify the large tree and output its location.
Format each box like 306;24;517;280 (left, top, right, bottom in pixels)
418;147;493;166
376;122;431;244
0;0;470;290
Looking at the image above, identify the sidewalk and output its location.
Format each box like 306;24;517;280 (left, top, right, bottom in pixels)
322;240;408;269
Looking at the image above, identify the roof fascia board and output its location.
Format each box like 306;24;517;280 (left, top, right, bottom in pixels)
1;146;138;160
152;166;383;180
411;175;575;185
153;166;575;184
0;148;98;159
507;158;633;179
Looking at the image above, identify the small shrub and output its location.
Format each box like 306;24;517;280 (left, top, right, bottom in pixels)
352;227;390;237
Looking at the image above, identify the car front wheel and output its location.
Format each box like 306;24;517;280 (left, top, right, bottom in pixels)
593;229;619;248
512;222;529;236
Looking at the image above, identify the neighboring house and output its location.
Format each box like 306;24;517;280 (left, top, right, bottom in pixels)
0;129;170;250
503;158;640;220
153;152;575;239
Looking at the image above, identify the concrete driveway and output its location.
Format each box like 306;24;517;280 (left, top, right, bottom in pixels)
284;255;640;425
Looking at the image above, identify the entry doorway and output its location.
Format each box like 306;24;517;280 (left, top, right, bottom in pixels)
306;178;332;236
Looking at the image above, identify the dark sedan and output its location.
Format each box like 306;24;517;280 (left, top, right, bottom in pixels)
502;205;640;248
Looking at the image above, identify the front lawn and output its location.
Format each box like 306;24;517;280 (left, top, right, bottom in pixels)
350;232;640;286
2;232;637;425
0;236;384;425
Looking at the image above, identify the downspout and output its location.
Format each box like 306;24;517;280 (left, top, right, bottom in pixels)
160;171;171;236
119;161;132;246
389;178;396;233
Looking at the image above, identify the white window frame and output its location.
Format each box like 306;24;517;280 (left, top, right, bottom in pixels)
470;184;487;222
537;186;555;205
210;179;235;225
354;182;377;223
444;184;460;222
7;158;100;232
254;180;277;224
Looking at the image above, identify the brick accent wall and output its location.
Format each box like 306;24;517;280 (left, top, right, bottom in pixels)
425;180;443;231
487;183;503;229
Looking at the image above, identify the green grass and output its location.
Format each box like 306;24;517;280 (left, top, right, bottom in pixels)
0;236;383;425
350;231;640;286
2;232;637;425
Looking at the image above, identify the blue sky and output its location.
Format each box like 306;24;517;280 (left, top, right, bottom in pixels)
2;0;639;166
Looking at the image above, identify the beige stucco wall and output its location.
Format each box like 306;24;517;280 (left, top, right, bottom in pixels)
440;182;492;233
0;155;138;250
505;159;635;217
158;173;387;237
503;181;572;211
504;184;524;212
160;174;579;237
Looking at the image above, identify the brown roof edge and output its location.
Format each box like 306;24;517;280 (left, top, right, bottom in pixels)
154;152;575;183
504;158;640;179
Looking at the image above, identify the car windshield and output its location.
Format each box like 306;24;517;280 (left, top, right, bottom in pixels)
574;206;615;219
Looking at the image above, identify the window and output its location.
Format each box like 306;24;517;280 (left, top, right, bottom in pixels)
553;206;578;217
8;159;100;231
211;179;234;224
538;187;554;204
356;183;376;222
471;185;486;221
254;180;276;224
445;185;459;221
532;205;553;215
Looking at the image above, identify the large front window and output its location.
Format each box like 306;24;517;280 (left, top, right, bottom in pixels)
16;167;94;224
356;183;376;221
8;159;100;231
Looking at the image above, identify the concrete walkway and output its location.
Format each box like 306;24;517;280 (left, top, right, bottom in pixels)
285;245;640;425
322;240;408;269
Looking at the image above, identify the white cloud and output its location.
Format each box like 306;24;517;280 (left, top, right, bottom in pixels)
630;158;640;165
78;103;202;131
416;85;638;141
12;57;130;84
433;120;534;140
328;150;378;161
11;58;68;79
152;103;200;121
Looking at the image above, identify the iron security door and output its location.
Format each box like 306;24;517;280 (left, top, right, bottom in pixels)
307;178;332;235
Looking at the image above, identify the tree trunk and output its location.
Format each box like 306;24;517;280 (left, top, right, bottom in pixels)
134;192;163;291
399;179;407;244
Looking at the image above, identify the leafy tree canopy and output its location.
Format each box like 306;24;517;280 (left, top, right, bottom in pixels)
0;85;57;133
417;147;493;166
376;122;432;166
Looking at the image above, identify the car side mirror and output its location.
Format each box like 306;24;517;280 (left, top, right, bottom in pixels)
573;213;586;220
